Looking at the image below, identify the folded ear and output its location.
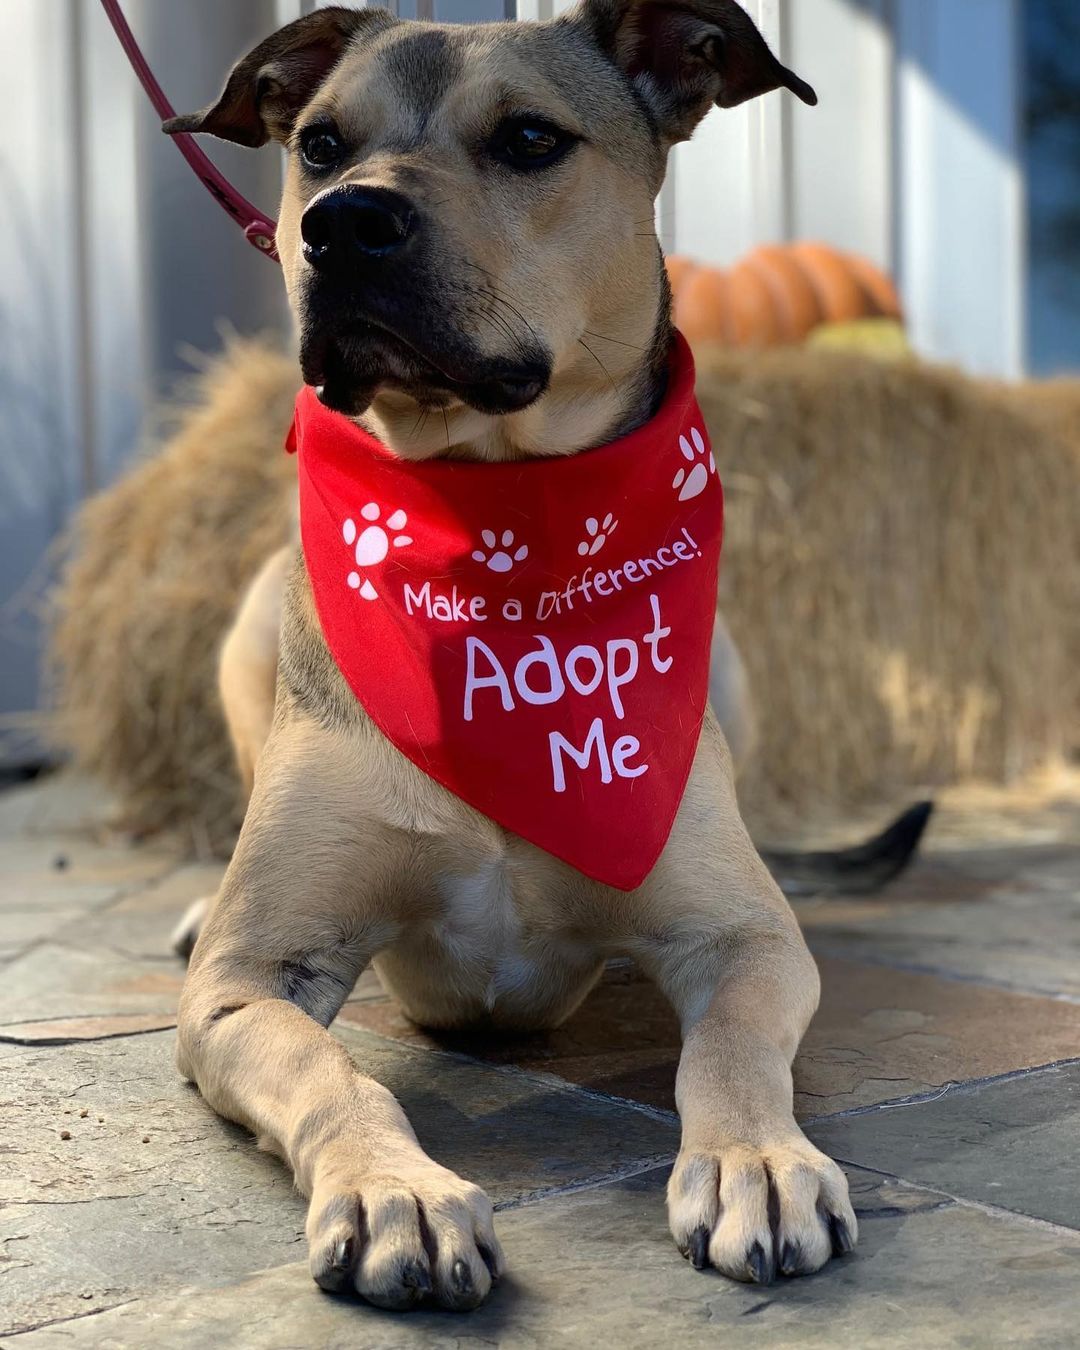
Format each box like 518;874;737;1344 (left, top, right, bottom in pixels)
162;6;395;148
575;0;816;143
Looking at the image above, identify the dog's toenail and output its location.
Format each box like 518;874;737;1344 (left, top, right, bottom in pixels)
779;1239;802;1275
689;1225;710;1270
451;1258;474;1294
331;1237;353;1271
477;1242;500;1280
401;1260;431;1293
828;1213;855;1256
747;1241;773;1284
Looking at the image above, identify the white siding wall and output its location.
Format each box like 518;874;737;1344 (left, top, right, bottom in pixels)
894;0;1025;377
662;0;786;259
786;0;894;270
0;0;145;758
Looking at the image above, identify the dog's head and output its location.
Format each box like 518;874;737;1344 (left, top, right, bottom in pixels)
167;2;813;455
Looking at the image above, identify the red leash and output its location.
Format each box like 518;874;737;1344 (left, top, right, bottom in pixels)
99;0;280;263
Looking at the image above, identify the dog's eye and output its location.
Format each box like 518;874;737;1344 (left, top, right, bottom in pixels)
300;124;344;171
491;118;575;170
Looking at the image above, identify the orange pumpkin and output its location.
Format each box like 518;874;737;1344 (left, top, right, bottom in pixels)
677;266;734;345
843;252;903;321
789;242;873;323
743;245;824;342
725;260;785;347
667;242;901;348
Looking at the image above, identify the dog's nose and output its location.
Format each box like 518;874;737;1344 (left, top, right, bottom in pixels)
301;187;416;268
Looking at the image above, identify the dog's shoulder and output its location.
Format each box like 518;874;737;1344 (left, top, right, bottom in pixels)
278;550;368;737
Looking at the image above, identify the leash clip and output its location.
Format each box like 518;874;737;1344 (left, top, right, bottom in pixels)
244;222;280;260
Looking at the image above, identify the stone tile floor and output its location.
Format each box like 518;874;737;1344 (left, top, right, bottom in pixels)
2;773;1079;1347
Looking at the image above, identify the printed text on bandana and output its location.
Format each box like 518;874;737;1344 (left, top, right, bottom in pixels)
463;593;671;792
397;530;699;794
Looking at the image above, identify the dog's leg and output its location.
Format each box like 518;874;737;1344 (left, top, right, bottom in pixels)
708;609;756;773
661;922;856;1282
178;716;503;1310
635;722;856;1283
220;544;292;795
172;547;292;960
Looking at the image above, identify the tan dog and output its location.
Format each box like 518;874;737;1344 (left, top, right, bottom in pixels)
166;2;857;1312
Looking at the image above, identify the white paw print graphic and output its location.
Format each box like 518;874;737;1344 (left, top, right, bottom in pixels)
472;529;528;574
342;503;412;600
577;513;619;557
673;426;717;502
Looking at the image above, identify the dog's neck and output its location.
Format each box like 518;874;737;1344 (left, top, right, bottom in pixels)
361;298;673;464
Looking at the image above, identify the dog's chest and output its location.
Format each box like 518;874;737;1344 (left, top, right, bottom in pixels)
432;861;536;1006
374;841;605;1029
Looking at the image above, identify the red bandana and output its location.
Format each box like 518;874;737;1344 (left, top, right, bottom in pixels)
287;333;722;890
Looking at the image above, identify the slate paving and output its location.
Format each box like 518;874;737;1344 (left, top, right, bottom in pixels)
8;1168;1080;1348
799;845;1080;999
810;1060;1080;1230
2;772;1079;1348
337;953;1080;1120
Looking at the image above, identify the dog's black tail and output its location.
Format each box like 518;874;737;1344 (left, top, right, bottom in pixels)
761;800;934;898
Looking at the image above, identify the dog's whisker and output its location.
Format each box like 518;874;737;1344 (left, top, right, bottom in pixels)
577;337;619;395
470;297;521;351
582;329;649;352
458;263;545;347
482;289;542;347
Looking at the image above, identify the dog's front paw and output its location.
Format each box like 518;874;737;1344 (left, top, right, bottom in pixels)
307;1159;504;1311
667;1137;856;1283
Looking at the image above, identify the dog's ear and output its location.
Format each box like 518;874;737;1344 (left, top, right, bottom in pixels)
162;7;394;148
574;0;816;143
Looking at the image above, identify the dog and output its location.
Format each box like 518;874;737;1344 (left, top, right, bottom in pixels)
164;1;859;1312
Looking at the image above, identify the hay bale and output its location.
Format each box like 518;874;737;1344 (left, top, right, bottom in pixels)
47;339;1080;848
1008;374;1080;445
696;345;1080;831
47;339;297;853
